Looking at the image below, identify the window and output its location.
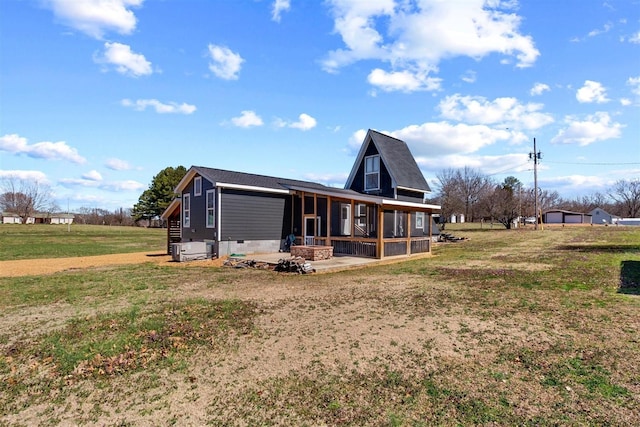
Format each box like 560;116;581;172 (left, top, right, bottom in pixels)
340;203;351;235
364;155;380;190
206;189;215;228
415;212;425;229
183;194;190;228
194;176;202;196
356;204;367;227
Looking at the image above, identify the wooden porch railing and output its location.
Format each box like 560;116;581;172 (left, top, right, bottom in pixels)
293;236;431;259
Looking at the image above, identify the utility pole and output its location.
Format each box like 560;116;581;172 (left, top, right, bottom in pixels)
529;138;541;230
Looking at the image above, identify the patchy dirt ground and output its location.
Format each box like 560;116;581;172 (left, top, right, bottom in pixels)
2;229;639;426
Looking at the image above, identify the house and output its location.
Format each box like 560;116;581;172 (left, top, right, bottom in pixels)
543;209;592;225
161;129;441;259
589;207;620;225
1;212;75;224
1;213;22;224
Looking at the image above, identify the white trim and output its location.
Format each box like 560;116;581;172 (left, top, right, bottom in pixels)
173;168;199;193
216;182;290;194
194;176;202;196
206;189;215;228
364;154;380;191
396;185;430;195
182;193;191;228
160;198;181;220
217;189;222;241
382;199;440;210
415;211;425;229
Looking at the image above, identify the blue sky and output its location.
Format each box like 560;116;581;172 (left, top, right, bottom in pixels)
1;0;639;212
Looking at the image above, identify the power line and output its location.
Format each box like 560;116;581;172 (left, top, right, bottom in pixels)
545;161;640;166
486;162;530;176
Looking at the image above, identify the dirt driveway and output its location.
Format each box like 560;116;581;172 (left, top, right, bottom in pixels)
0;251;226;278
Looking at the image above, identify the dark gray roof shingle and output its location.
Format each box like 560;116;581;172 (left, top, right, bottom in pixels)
192;166;330;191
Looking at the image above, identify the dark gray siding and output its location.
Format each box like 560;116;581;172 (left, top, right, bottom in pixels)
181;176;216;243
220;189;286;241
396;188;426;203
348;144;395;198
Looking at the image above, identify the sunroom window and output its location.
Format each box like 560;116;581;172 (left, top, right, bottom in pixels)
416;212;425;229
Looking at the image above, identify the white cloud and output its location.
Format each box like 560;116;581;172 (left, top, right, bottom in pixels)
0;169;49;183
347;129;369;152
461;70;477;84
231;110;264;128
367;69;442;92
272;0;291;22
0;134;86;164
44;0;143;39
416;153;529;174
82;170;103;181
95;42;152;77
59;177;100;187
620;98;632;106
587;22;612;37
207;44;244;80
551;112;623;146
277;113;318;131
290;113;317;131
530;82;550;96
438;94;554;130
627;76;640;96
390;122;517;157
629;31;640;44
576;80;610;103
105;158;132;170
121;99;196;114
322;0;539;92
101;180;145;191
60;177;144;192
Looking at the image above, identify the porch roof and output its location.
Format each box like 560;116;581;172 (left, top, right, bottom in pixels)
285;183;440;212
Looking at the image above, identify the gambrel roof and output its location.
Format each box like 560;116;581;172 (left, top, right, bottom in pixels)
344;129;431;193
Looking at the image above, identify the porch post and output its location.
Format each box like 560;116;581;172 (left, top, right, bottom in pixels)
350;199;355;237
327;196;332;247
406;211;411;255
377;206;384;259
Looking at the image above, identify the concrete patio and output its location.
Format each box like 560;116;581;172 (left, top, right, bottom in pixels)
229;251;433;273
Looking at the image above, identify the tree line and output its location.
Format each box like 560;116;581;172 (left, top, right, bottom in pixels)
429;167;640;229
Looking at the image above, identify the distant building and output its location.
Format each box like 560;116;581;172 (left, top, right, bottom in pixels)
1;212;74;224
589;207;620;225
543;209;592;224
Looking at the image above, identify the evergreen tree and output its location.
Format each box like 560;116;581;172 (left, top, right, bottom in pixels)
132;166;187;225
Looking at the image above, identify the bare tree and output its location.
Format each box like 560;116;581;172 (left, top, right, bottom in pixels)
486;177;521;229
435;167;493;224
0;177;56;224
609;179;640;217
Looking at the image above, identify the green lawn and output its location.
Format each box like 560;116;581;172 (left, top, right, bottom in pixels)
0;224;165;260
1;225;639;426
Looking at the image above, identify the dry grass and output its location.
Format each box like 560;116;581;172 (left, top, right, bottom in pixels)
1;225;639;426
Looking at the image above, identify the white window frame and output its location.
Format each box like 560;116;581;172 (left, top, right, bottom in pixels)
340;203;351;236
356;203;367;227
364;155;380;191
183;193;191;228
415;212;425;229
206;189;215;228
194;176;202;196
